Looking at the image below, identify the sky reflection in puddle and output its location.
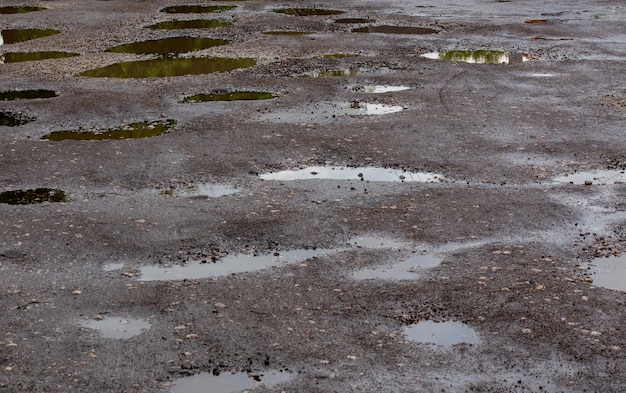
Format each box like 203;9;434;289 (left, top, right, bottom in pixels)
351;85;410;93
171;370;293;393
421;50;532;64
259;166;444;182
80;317;151;339
404;320;479;347
163;183;240;198
554;169;626;185
353;254;442;280
588;255;626;291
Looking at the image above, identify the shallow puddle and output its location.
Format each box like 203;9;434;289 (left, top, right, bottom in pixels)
1;111;35;126
146;19;232;30
421;50;531;64
554;169;625;185
335;18;373;24
263;31;312;36
0;89;57;100
0;6;45;14
171;370;293;393
588;255;626;291
351;85;410;93
274;8;345;16
79;57;256;78
1;51;79;63
106;37;229;56
352;25;438;35
160;5;236;13
162;183;240;198
347;235;411;250
259;166;444;182
404;321;479;347
138;248;332;281
353;102;404;115
302;69;360;78
80;317;151;339
1;28;59;45
353;254;442;280
181;91;275;103
103;263;125;272
0;188;66;205
42;119;176;141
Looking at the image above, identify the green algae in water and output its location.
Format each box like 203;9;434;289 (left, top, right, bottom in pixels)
352;25;438;34
160;5;236;13
0;188;66;205
274;8;345;16
1;28;60;44
0;90;58;100
181;91;275;103
425;50;509;64
263;31;311;35
79;57;256;78
146;19;232;30
0;6;46;14
1;51;79;63
106;37;229;56
1;111;36;126
42;119;177;141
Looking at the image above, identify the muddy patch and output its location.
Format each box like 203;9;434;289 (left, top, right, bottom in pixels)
0;188;67;205
274;8;345;16
160;5;236;14
587;255;626;291
170;370;294;393
1;28;59;45
554;169;626;185
0;6;45;14
79;317;151;339
353;253;442;280
161;183;240;198
0;111;36;126
1;51;79;63
0;89;57;100
146;19;232;30
421;50;533;64
106;37;229;56
41;119;176;141
352;25;438;35
404;321;479;347
259;166;444;182
181;91;275;103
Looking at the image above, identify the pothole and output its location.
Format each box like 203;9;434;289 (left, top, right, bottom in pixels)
106;37;229;56
1;111;35;126
1;28;59;44
79;317;151;339
0;188;67;205
351;102;404;114
0;6;45;14
180;91;275;103
351;85;410;93
274;8;345;16
421;50;533;64
170;370;294;393
587;254;626;291
0;89;57;100
160;5;237;13
554;169;626;185
146;19;232;30
334;18;374;24
41;119;177;141
347;235;412;250
1;51;79;63
79;57;256;78
404;321;479;347
353;253;442;280
352;25;438;35
161;183;240;198
259;166;445;182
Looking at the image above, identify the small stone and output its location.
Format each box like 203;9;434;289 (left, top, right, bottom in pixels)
590;330;602;336
319;360;330;364
584;180;593;185
185;334;198;339
581;296;589;301
214;303;226;308
93;314;104;321
347;355;358;360
72;290;82;295
521;328;532;334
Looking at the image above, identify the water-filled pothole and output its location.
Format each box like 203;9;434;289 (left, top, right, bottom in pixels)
421;50;532;64
1;111;35;126
181;91;275;103
259;167;445;182
263;31;312;36
106;37;229;56
352;102;404;114
41;119;176;141
0;89;57;100
138;248;332;281
1;51;79;63
554;170;626;185
351;85;410;93
1;28;59;44
347;235;411;250
335;18;374;24
171;370;293;393
588;255;626;291
0;188;67;205
160;5;236;13
79;57;256;78
404;321;479;347
274;8;345;16
162;183;240;198
0;6;45;14
352;25;438;35
353;254;442;280
146;19;232;30
79;317;151;339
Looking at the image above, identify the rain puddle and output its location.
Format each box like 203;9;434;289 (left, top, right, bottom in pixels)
1;28;59;45
138;248;332;281
0;6;45;14
162;183;240;198
274;8;345;16
263;31;312;36
353;254;442;280
588;255;626;291
404;321;479;347
146;19;232;30
0;188;66;205
160;5;236;13
351;85;410;93
302;69;360;78
0;89;57;100
259;167;444;182
335;18;374;24
103;263;125;272
171;370;293;393
106;37;229;56
79;317;151;339
41;119;176;141
0;51;79;63
1;111;35;126
352;25;438;35
347;235;411;250
554;169;626;185
421;50;532;64
181;91;275;103
79;57;256;78
352;102;404;114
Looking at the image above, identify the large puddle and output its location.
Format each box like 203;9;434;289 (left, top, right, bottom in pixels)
335;18;374;24
588;255;626;291
170;370;293;393
106;37;229;56
181;91;275;103
42;119;176;141
259;166;445;182
404;321;479;347
0;6;45;14
351;85;410;93
274;8;345;16
353;254;442;280
79;317;151;339
421;50;532;64
0;188;67;205
160;5;236;13
554;169;626;185
162;183;240;198
1;28;59;45
1;111;35;126
352;25;438;35
1;51;79;63
0;89;57;100
146;19;232;30
79;57;256;78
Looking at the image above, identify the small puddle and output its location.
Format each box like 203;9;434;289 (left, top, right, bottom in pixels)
1;29;59;45
160;5;236;13
171;370;293;393
1;111;35;126
404;321;479;347
263;31;312;36
588;255;626;291
259;167;444;182
103;263;125;272
352;25;438;35
106;37;229;56
0;188;67;205
302;69;360;78
79;317;151;339
421;50;532;64
335;18;374;24
352;102;404;115
274;8;345;16
0;89;57;100
146;19;232;30
162;183;240;198
351;85;410;93
41;119;176;141
79;57;256;78
0;6;45;14
353;254;442;280
554;169;626;185
524;19;549;24
1;51;79;63
181;91;275;103
347;235;411;250
138;248;332;281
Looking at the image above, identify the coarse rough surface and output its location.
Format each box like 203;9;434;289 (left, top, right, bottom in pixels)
1;0;625;392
